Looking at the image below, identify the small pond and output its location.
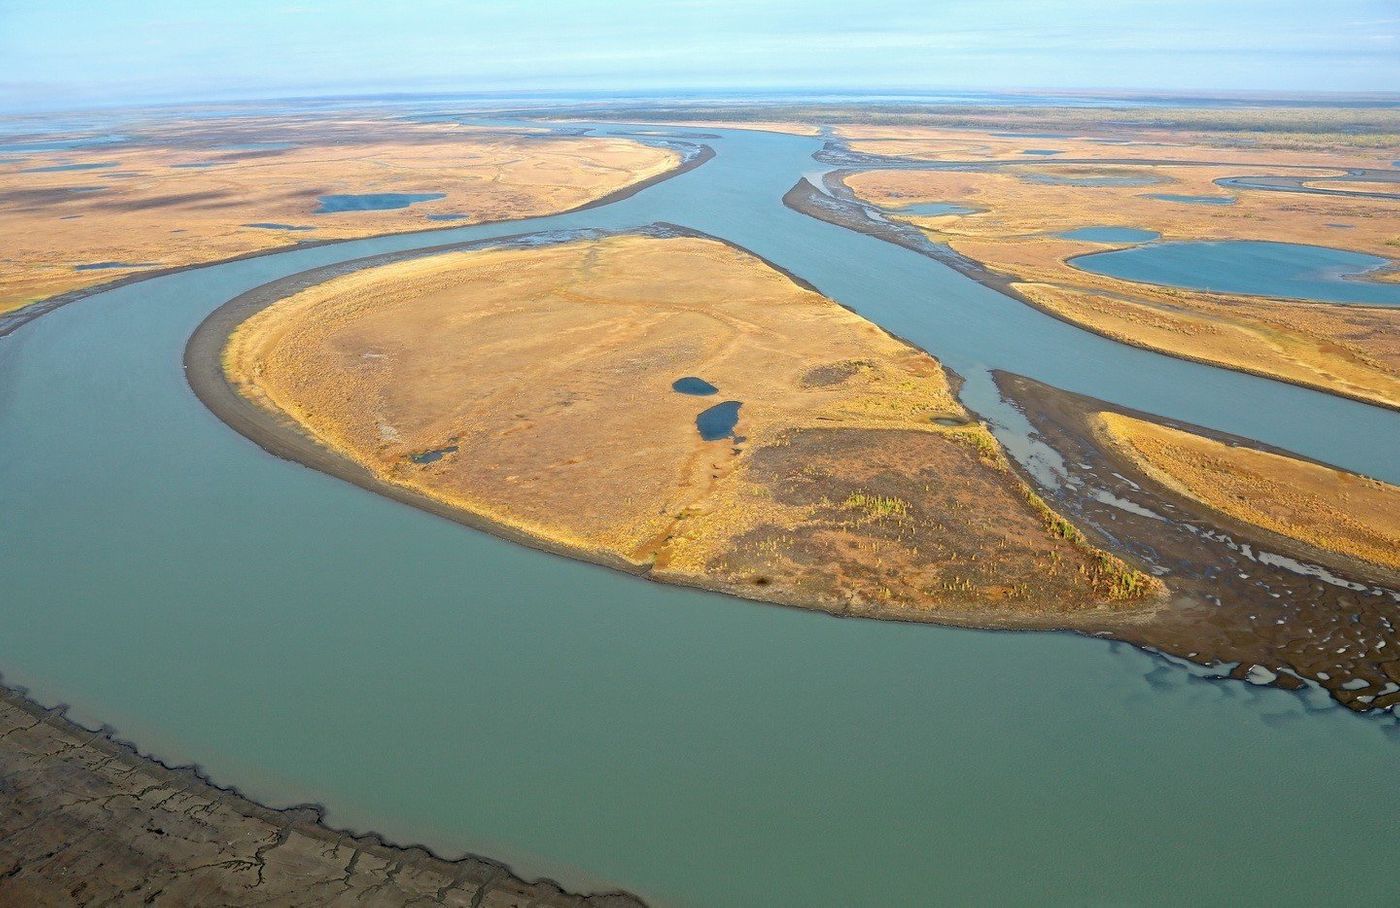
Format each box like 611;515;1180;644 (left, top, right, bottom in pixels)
696;401;742;441
1072;240;1400;306
315;192;446;213
1148;193;1236;205
672;376;719;395
1057;226;1160;244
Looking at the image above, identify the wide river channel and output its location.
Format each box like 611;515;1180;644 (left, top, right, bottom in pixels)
2;124;1397;906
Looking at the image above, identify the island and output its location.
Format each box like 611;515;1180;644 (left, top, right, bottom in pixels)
199;228;1158;623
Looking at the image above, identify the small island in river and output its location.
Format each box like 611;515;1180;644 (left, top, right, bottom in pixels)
206;229;1158;622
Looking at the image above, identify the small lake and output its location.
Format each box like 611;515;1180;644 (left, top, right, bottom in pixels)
20;161;119;173
1020;171;1160;187
315;193;446;213
1021;149;1062;156
673;376;718;395
894;202;976;217
696;400;742;440
1057;227;1159;244
1072;240;1400;306
1149;193;1236;205
243;223;315;231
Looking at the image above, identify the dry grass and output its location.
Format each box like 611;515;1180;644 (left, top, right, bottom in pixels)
0;115;679;314
1093;411;1400;571
844;159;1400;409
226;233;1158;618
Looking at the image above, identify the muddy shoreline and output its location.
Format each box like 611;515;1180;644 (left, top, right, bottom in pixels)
0;137;715;340
783;173;1400;414
994;372;1400;715
0;679;647;905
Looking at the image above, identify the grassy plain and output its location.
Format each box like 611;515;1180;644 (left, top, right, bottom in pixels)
0;115;681;314
222;232;1158;620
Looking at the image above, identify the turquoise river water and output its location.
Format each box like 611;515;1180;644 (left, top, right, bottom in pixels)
1;124;1397;906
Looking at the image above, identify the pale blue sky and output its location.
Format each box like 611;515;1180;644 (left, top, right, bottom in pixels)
2;0;1397;111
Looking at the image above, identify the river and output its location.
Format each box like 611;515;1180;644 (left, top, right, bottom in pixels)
1;123;1396;906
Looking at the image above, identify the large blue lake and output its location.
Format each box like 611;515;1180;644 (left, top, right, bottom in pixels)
1;123;1397;907
1074;239;1400;306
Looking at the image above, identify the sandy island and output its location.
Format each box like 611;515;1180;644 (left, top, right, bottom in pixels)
199;228;1158;626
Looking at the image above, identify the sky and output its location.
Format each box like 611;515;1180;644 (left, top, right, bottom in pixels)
2;0;1397;112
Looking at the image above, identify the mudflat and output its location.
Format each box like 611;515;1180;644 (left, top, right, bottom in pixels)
216;230;1157;621
0;686;644;906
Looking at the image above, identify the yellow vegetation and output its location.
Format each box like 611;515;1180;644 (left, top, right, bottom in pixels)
1093;412;1400;571
226;233;1159;619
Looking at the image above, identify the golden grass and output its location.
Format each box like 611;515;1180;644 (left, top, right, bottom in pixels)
0;116;680;314
843;161;1400;409
1093;412;1400;571
226;233;1158;618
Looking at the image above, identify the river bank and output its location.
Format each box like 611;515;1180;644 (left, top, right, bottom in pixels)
0;680;646;906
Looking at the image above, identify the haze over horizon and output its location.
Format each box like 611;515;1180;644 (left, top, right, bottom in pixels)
2;0;1398;113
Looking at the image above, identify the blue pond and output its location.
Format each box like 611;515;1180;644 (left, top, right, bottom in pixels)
1057;226;1160;244
0;135;128;153
20;161;119;173
315;192;446;213
425;213;472;222
696;401;742;441
243;223;315;231
894;202;976;217
1149;193;1236;205
672;376;718;395
1019;171;1159;187
1072;240;1400;306
1021;149;1062;156
217;142;297;152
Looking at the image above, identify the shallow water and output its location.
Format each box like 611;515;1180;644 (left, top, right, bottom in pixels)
1149;192;1236;205
894;201;975;216
1073;239;1400;306
1021;171;1159;187
696;400;742;439
19;160;119;173
1;122;1398;907
315;192;446;213
1057;226;1159;243
672;376;718;395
